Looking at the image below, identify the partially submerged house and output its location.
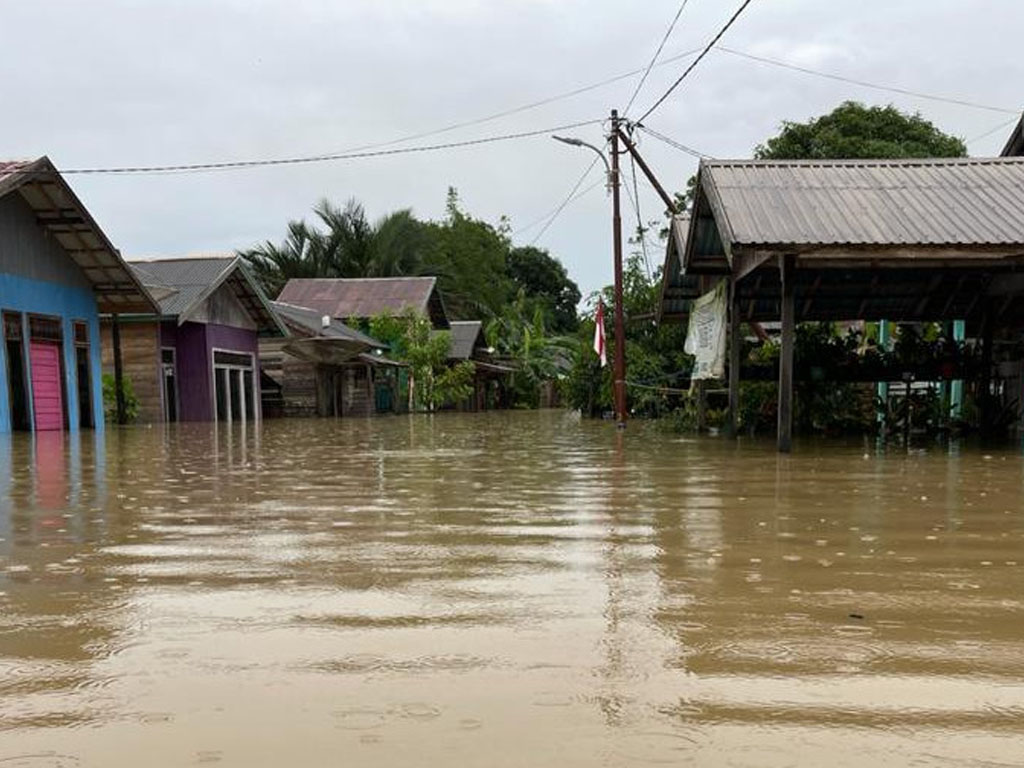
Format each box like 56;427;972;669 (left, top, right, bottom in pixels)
664;155;1024;451
0;157;156;433
100;255;286;424
276;276;450;329
441;320;514;411
261;301;403;417
272;276;450;416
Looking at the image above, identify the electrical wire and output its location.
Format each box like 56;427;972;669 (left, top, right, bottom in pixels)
637;125;711;158
624;0;693;116
6;119;604;178
717;47;1019;115
529;156;603;245
515;171;606;236
967;115;1020;145
627;147;653;281
636;0;757;124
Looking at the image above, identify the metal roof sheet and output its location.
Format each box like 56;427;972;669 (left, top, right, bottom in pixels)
445;320;484;360
700;156;1024;248
276;277;449;328
0;157;158;313
129;256;285;336
271;301;385;348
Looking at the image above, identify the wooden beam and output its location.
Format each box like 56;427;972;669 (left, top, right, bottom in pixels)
778;255;796;453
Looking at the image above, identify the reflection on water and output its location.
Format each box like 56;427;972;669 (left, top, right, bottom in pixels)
1;413;1024;766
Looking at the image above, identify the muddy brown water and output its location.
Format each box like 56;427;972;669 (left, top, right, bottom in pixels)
1;411;1024;766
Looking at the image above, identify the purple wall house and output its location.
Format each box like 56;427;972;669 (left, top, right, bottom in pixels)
105;257;285;424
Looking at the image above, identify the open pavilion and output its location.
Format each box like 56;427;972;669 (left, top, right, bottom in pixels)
661;156;1024;451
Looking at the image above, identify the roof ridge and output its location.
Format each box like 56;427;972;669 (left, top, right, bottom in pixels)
705;156;1024;167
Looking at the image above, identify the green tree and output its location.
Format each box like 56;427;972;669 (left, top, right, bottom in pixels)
755;101;967;160
506;246;581;333
368;309;473;411
239;198;438;296
422;188;513;319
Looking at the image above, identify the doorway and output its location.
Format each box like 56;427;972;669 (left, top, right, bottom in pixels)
73;321;93;429
3;311;30;431
213;350;256;425
161;348;178;422
28;315;66;432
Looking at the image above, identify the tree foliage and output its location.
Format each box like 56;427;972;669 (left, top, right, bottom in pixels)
506;246;581;333
755;101;967;160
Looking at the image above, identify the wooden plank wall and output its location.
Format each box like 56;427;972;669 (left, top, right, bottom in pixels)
100;321;163;423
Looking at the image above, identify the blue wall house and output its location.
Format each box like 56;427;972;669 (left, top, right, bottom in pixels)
0;157;156;433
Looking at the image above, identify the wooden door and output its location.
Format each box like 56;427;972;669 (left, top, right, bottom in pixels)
30;342;64;431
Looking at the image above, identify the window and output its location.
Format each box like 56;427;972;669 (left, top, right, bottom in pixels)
2;311;30;431
73;321;89;346
212;349;257;425
72;320;92;429
29;315;62;342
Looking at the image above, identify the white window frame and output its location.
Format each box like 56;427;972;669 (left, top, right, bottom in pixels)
210;347;258;425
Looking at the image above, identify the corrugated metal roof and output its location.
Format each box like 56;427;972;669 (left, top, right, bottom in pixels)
0;157;158;313
271;301;385;348
700;156;1024;248
129;256;285;336
445;320;483;360
276;277;449;328
130;256;235;316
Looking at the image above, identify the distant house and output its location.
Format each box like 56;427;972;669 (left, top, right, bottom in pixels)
100;255;286;424
0;157;156;433
441;320;514;411
261;301;403;417
276;277;450;328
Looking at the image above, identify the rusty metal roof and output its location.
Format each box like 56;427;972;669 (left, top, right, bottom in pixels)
277;277;449;328
0;157;158;313
697;156;1024;251
129;255;286;337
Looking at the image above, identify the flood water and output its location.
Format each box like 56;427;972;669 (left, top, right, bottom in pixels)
2;412;1024;766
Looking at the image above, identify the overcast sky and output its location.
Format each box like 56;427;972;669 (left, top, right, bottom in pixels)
1;0;1021;301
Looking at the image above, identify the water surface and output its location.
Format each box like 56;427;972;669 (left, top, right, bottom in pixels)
1;412;1024;766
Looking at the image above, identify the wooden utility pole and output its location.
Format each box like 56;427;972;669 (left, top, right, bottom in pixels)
610;110;627;428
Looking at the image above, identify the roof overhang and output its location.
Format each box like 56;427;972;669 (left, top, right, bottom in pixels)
178;258;288;338
0;157;158;314
282;337;368;365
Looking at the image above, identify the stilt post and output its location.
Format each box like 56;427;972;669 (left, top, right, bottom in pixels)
727;277;742;438
777;256;796;453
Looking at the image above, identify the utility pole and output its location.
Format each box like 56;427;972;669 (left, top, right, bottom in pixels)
609;110;627;428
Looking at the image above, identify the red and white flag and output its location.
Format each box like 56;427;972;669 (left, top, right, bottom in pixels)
593;301;607;367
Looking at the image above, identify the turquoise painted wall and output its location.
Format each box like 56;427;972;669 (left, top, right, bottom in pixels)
0;272;104;434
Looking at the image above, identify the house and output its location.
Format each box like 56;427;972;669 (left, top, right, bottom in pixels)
276;276;450;329
99;255;286;424
261;301;404;417
673;155;1024;450
441;320;514;411
0;157;156;433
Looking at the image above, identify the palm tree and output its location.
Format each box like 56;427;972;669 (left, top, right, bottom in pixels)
239;198;437;297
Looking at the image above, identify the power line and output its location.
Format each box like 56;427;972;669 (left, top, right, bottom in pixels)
529;156;603;245
637;0;757;124
10;119;603;178
637;125;711;158
624;0;693;116
967;115;1020;145
515;174;606;237
717;47;1019;115
626;149;653;281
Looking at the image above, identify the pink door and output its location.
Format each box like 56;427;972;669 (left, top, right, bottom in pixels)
30;342;65;431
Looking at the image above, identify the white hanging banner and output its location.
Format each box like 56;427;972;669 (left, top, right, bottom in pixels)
684;280;727;380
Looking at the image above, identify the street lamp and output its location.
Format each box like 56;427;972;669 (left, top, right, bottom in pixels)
551;110;627;428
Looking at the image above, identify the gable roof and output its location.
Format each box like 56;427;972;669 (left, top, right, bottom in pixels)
0;157;157;313
1001;114;1024;157
445;320;485;360
271;301;385;348
276;277;449;328
128;255;286;336
657;214;701;323
686;156;1024;271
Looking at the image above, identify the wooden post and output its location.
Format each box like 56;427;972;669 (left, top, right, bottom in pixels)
777;256;796;453
727;277;742;438
696;380;707;432
111;313;126;425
